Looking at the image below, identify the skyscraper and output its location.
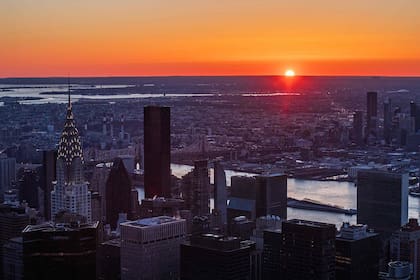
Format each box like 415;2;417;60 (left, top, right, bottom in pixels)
353;110;364;146
181;159;210;217
228;176;257;221
262;228;282;280
0;204;29;278
17;166;41;209
384;99;393;144
50;92;92;222
366;91;378;140
105;157;134;230
357;170;408;233
22;221;99;280
213;161;227;226
335;223;381;280
0;153;16;194
143;106;171;198
180;233;256;280
227;174;287;224
410;101;420;133
120;216;186;280
96;239;121;280
3;237;23;280
391;218;420;280
42;150;57;220
280;219;336;280
255;174;287;219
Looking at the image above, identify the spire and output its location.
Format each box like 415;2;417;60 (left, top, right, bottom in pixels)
67;77;71;109
57;77;83;169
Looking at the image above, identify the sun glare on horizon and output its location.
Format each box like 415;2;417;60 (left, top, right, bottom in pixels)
285;69;295;77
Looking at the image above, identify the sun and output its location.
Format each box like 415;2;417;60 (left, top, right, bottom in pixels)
285;69;295;77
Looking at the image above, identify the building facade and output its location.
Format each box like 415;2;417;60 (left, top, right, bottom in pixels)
41;150;57;220
280;219;336;280
51;94;92;222
105;157;134;229
143;106;171;198
181;160;210;217
22;221;99;280
0;153;16;194
120;216;186;280
3;237;23;280
0;204;29;279
213;161;227;227
366;91;378;140
181;233;256;280
391;218;420;280
357;170;408;233
335;222;381;280
255;174;287;219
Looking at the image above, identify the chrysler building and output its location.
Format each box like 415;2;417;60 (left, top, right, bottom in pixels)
51;90;91;222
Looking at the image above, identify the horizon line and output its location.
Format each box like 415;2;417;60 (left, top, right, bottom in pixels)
1;74;420;79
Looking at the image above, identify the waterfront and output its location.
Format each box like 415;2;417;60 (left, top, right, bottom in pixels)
0;84;301;105
139;164;420;228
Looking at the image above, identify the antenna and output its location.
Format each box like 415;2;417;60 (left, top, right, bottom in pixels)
67;76;71;107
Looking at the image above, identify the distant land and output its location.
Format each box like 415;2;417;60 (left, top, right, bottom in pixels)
1;76;420;96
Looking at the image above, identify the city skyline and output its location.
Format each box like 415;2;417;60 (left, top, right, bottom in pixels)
2;1;420;279
2;1;420;77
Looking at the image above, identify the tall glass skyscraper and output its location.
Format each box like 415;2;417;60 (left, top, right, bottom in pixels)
143;106;171;198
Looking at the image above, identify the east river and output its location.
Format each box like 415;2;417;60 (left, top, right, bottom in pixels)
136;164;420;228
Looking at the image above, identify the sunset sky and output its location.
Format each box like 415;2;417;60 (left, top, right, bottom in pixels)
1;0;420;77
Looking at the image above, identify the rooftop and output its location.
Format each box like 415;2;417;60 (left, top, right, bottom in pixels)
122;216;181;228
23;221;99;233
400;218;420;232
337;222;377;240
285;219;336;229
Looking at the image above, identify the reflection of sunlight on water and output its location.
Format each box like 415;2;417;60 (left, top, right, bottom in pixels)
1;84;303;105
168;164;420;228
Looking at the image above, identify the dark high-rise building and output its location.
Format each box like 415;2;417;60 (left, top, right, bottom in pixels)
17;167;41;209
411;101;420;133
280;219;336;280
230;216;255;240
255;174;287;219
366;91;378;140
105;157;134;230
357;170;408;233
0;204;29;278
22;221;99;280
143;106;171;198
230;176;257;199
0;154;16;195
3;237;23;280
228;176;257;222
139;197;184;218
213;161;227;227
180;233;256;280
353;110;364;146
384;99;393;144
227;174;287;225
335;223;381;280
390;218;420;280
96;239;121;280
181;160;210;216
42;150;56;220
262;229;282;280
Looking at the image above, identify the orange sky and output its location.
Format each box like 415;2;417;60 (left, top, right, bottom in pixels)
1;0;420;77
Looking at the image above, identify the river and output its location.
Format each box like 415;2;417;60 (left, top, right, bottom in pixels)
136;164;420;228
